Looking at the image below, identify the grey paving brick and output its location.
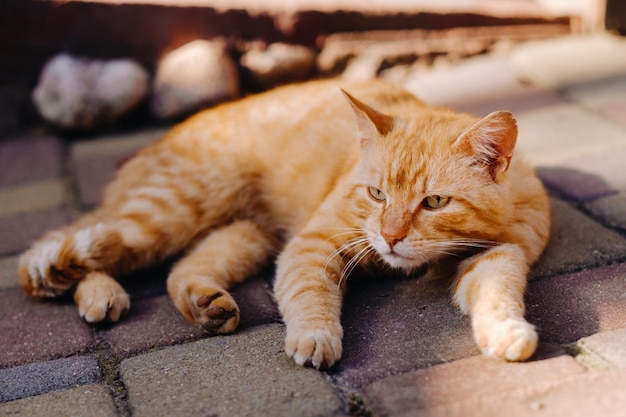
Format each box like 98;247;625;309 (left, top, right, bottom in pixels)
334;273;478;388
527;262;626;344
0;255;18;290
584;191;626;233
0;288;95;368
0;356;100;402
530;198;626;280
0;136;63;188
106;276;280;357
120;324;343;417
362;344;585;416
0;384;117;416
0;208;78;256
579;328;626;369
0;179;67;217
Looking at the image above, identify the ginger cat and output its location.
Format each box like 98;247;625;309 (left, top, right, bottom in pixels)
19;79;550;368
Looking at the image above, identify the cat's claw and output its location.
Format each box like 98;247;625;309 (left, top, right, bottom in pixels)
475;317;538;361
191;291;240;334
285;325;343;369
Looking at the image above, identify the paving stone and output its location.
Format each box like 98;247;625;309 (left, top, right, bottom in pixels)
0;179;67;217
362;344;586;416
120;324;343;417
537;168;617;202
0;356;100;402
0;207;78;256
419;369;626;417
333;273;478;388
0;288;95;368
106;276;280;357
0;135;63;188
71;130;164;208
539;146;626;198
0;384;117;416
530;198;626;279
526;262;626;344
584;192;626;233
579;328;626;369
0;255;18;289
564;74;626;128
511;34;626;88
514;103;626;166
104;294;204;357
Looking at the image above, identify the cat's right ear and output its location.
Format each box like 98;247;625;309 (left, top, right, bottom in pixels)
342;90;394;147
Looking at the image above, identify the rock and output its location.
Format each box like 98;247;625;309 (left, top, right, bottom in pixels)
32;53;149;130
240;43;315;89
151;40;239;119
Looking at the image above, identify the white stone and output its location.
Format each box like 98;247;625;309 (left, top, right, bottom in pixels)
32;53;149;129
240;43;315;88
151;40;239;119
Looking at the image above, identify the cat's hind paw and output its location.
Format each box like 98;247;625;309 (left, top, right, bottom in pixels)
475;317;538;362
190;290;240;334
285;325;343;369
74;272;130;323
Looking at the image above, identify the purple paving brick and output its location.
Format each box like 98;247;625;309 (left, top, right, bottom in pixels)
73;149;141;209
332;273;478;388
0;289;95;368
0;356;99;402
105;276;279;357
0;208;78;256
104;295;203;357
0;136;63;188
527;262;626;344
537;167;617;202
362;344;585;416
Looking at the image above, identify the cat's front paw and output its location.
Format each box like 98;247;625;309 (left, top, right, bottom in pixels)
285;323;343;369
74;272;130;323
474;317;538;361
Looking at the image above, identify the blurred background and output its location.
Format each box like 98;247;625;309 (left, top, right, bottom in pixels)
0;0;617;135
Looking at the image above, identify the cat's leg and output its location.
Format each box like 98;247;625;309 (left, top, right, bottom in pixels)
19;204;200;314
167;220;275;334
74;271;130;323
274;228;347;369
452;243;537;361
18;218;125;298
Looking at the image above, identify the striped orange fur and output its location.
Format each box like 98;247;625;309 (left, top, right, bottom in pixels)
18;79;550;367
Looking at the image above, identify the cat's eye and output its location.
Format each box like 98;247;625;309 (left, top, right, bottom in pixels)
423;195;449;209
368;186;386;202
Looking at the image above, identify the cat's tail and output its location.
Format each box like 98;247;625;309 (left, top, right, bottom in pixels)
18;223;125;297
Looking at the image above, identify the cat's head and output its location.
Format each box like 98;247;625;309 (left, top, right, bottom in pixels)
343;90;518;271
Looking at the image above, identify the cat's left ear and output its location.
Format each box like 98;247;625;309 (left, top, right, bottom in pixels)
458;111;518;181
342;90;394;148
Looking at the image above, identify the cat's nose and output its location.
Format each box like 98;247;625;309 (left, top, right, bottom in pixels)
381;229;407;249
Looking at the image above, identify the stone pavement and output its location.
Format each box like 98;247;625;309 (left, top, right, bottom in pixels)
2;34;626;416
